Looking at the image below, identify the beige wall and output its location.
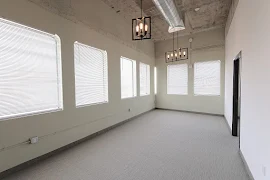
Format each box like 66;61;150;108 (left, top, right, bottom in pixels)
0;0;155;172
155;28;225;115
225;0;270;179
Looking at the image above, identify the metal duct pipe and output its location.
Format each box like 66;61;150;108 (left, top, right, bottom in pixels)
152;0;185;33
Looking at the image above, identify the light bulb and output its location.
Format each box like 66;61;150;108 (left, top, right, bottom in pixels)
139;23;143;30
145;24;148;32
183;51;186;56
136;25;139;32
175;53;177;57
171;53;173;57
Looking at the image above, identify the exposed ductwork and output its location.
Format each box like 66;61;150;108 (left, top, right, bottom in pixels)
152;0;185;33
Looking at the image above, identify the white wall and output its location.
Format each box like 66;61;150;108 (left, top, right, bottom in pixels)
0;0;155;172
155;28;225;115
225;0;270;179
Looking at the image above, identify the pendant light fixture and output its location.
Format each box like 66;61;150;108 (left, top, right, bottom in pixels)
165;32;176;63
132;0;151;40
177;31;188;61
165;31;188;63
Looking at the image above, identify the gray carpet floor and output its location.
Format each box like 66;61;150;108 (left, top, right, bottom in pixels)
3;110;250;180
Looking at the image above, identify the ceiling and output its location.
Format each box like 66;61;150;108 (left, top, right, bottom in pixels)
102;0;232;41
29;0;232;42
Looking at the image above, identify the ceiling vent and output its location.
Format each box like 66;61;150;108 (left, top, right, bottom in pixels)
152;0;185;33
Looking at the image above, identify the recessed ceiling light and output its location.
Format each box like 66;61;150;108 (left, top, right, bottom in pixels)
195;8;200;12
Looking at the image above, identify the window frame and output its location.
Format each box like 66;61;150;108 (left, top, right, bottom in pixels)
167;63;188;95
154;67;157;95
120;56;137;99
140;62;151;96
74;41;109;108
193;60;221;96
0;18;63;121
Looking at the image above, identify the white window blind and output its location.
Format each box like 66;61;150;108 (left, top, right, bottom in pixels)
74;42;108;107
0;18;63;121
194;60;221;96
121;57;136;99
140;62;150;96
167;64;188;95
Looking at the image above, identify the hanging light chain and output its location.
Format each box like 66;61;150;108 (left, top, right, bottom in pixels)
176;31;178;60
141;0;143;18
173;32;174;54
133;0;149;39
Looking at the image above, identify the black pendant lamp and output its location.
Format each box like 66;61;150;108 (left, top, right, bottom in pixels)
165;31;189;63
132;0;151;40
165;32;177;63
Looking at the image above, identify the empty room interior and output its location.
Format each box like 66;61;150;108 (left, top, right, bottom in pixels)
0;0;269;179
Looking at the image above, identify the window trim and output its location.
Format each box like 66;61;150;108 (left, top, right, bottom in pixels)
1;109;63;122
74;41;109;108
120;56;137;99
154;67;157;95
193;60;221;97
0;18;63;121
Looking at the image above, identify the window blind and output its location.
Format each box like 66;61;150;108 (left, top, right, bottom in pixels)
194;60;220;96
121;57;136;99
140;62;150;96
74;42;108;107
167;64;188;95
0;18;63;121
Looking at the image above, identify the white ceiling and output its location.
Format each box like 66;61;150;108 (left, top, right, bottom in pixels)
29;0;232;42
102;0;232;41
